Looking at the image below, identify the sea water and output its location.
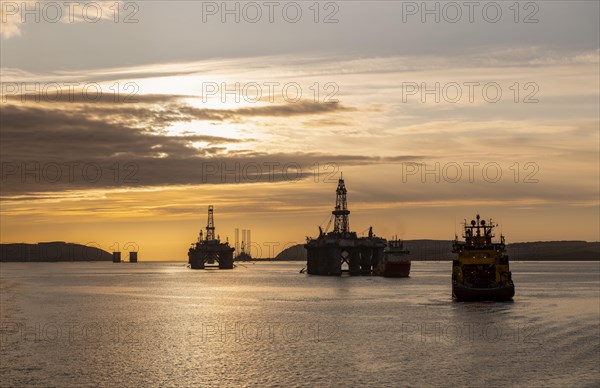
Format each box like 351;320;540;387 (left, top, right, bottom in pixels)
1;261;598;387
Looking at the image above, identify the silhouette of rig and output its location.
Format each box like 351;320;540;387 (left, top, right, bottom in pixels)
234;228;252;261
304;176;386;275
188;206;234;269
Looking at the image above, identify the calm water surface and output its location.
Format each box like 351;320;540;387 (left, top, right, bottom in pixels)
1;261;599;387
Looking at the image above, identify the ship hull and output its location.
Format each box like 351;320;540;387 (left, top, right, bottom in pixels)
380;261;411;277
452;283;514;302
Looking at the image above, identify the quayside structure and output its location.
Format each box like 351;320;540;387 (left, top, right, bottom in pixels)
305;177;386;276
188;206;234;270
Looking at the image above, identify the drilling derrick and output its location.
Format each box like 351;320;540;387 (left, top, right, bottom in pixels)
305;176;386;276
332;178;350;234
206;205;215;241
188;206;235;270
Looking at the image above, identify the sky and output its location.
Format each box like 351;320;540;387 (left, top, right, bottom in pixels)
1;0;599;259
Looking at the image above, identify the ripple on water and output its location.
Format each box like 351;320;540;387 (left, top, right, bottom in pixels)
0;261;598;387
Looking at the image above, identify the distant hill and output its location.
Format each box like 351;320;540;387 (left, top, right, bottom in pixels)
507;241;600;261
1;242;113;262
403;240;454;261
274;244;307;261
275;240;600;261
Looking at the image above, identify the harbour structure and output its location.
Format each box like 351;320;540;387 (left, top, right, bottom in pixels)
452;214;515;301
188;206;235;269
305;176;386;275
113;251;138;263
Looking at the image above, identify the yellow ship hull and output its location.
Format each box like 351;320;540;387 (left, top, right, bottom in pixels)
452;282;514;301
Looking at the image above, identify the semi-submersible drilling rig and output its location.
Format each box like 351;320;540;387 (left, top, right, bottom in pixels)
305;177;387;275
188;206;235;269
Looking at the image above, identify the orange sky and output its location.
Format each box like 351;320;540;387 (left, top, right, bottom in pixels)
1;2;599;259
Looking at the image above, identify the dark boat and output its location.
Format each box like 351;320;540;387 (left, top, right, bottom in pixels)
452;214;514;301
376;237;411;277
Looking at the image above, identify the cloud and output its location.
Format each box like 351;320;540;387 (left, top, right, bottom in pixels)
2;91;352;129
228;102;353;117
0;103;420;196
1;0;126;40
0;5;23;39
1;51;597;212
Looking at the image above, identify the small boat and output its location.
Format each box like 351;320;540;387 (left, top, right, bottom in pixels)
376;237;411;277
452;214;514;301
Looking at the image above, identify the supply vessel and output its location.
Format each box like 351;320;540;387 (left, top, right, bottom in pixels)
452;214;514;301
376;237;411;277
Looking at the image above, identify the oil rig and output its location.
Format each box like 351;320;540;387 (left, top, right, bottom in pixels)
234;228;252;261
188;206;235;269
304;176;387;275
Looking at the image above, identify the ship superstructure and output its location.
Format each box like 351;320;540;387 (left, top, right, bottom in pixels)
452;214;514;301
188;206;234;269
376;237;411;277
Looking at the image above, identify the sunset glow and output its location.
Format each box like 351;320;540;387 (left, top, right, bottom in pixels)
1;1;598;259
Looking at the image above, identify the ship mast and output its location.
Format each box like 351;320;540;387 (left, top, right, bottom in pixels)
462;214;498;246
332;175;350;234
